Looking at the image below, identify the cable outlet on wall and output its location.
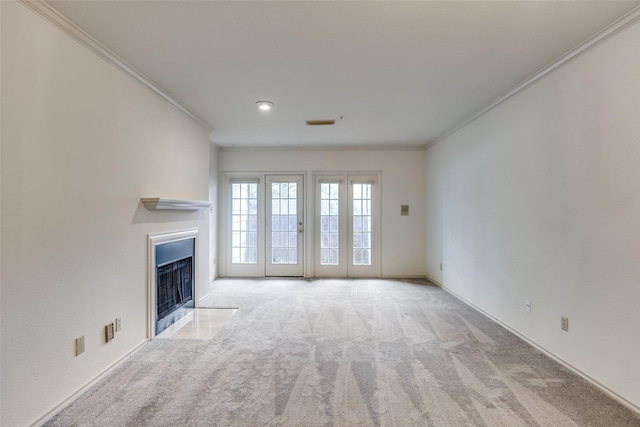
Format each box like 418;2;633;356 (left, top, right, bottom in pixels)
525;300;531;313
561;316;569;332
115;317;122;332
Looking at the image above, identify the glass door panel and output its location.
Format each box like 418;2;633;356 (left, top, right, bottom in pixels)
352;183;372;266
225;176;264;277
348;177;378;276
320;182;340;266
231;182;258;264
315;177;346;277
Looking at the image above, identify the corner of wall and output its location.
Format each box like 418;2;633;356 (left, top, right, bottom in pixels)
208;142;220;283
0;1;4;423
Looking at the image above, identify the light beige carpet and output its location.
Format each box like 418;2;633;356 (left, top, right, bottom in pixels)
46;278;640;426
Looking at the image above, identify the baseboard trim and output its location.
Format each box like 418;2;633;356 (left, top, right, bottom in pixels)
428;278;640;417
32;339;150;427
380;275;427;279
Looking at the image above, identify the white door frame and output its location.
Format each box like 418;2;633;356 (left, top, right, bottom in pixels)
221;172;306;277
314;175;347;277
265;174;305;277
222;173;264;277
347;174;379;277
312;172;381;278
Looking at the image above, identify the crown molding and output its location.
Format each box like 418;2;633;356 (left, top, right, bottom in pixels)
218;144;427;152
19;0;213;132
426;5;640;149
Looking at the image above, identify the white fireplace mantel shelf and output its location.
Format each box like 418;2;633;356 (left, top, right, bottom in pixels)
141;197;211;211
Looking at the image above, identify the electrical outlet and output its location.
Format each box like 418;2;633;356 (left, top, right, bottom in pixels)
525;300;531;313
105;323;115;342
115;318;122;332
401;205;409;216
75;336;85;356
561;316;569;332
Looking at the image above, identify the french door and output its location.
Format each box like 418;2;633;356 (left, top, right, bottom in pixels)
224;172;378;277
224;174;304;277
265;175;304;276
314;173;379;277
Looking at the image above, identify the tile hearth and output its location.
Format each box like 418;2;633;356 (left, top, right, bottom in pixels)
156;308;237;340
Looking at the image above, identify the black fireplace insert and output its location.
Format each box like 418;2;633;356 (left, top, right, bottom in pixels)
155;238;194;334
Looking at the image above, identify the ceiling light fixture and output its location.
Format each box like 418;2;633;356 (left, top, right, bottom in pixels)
256;101;274;111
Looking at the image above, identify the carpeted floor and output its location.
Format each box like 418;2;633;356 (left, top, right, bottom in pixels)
45;278;640;426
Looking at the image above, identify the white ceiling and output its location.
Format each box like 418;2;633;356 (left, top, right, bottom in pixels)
46;0;640;148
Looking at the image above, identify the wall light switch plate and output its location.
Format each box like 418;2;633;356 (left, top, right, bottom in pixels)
561;316;569;332
75;336;85;356
115;318;122;332
105;323;115;342
401;205;409;216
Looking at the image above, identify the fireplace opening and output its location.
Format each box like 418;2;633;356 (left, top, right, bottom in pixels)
155;238;195;334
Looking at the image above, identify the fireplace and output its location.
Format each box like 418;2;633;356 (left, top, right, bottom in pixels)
155;238;194;334
148;229;199;337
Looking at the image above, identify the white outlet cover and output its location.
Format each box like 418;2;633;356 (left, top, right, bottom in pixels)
76;336;85;356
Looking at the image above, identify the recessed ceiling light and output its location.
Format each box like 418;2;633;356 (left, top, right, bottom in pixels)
256;101;273;111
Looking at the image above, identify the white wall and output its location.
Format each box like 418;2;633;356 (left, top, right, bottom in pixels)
220;148;426;277
1;2;211;426
425;20;640;410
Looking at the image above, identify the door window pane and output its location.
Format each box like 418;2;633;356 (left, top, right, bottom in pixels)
352;183;372;266
231;182;258;264
271;182;298;264
320;182;340;265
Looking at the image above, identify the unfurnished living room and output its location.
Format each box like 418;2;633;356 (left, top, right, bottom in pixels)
2;1;640;426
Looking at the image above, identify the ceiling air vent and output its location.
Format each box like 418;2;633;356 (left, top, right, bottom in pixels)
306;119;335;126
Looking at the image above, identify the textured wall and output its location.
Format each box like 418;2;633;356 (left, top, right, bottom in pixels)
425;19;640;410
1;2;211;425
